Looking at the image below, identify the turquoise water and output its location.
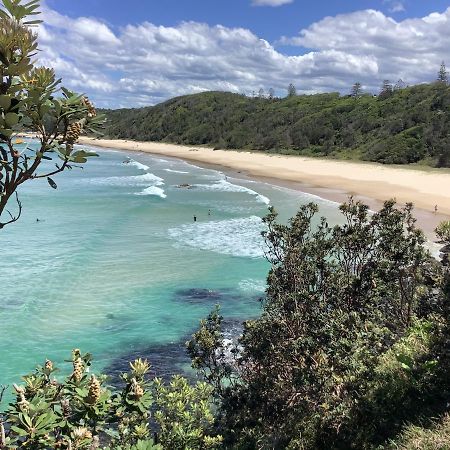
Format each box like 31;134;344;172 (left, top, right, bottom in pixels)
0;143;342;396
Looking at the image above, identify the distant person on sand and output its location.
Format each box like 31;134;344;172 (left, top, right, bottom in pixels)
434;205;438;214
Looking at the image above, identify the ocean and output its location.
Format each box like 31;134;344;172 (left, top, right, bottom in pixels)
0;143;343;395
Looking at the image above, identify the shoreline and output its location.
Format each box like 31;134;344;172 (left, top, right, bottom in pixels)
78;137;450;238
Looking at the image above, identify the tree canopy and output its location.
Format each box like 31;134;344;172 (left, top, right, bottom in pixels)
187;199;450;449
102;82;450;168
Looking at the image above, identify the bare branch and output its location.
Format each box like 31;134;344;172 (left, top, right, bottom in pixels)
0;192;22;229
31;159;69;180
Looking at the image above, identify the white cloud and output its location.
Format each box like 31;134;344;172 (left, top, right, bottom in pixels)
279;8;450;90
35;4;450;108
252;0;294;6
383;0;405;13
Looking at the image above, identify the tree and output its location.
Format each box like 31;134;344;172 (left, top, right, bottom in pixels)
437;61;448;84
0;0;104;229
379;79;394;99
287;83;296;97
350;82;362;98
394;78;407;91
189;199;447;449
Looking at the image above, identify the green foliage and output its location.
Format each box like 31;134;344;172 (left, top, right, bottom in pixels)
287;83;296;97
154;376;223;449
102;82;450;167
0;352;221;449
187;306;238;400
0;0;105;229
436;221;450;244
437;62;448;85
189;199;449;449
388;414;450;449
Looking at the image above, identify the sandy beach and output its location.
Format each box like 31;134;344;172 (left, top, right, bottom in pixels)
78;137;450;235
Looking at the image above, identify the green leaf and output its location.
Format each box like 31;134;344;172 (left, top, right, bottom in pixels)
10;426;28;436
395;353;414;371
47;177;57;189
0;95;11;110
4;112;19;127
72;150;98;158
0;128;13;138
72;156;87;163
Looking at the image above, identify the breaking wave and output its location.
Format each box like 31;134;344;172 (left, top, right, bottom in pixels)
135;186;167;198
164;168;189;174
88;173;164;187
168;216;266;258
193;180;270;204
126;160;150;171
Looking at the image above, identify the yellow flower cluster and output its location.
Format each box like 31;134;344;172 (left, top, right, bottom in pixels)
82;97;97;118
66;121;83;145
131;378;144;399
87;375;101;404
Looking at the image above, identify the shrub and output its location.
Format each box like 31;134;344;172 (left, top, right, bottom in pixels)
388;414;450;450
0;351;221;449
188;199;448;449
436;221;450;244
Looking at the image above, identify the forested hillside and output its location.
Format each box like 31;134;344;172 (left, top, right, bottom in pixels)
103;82;450;167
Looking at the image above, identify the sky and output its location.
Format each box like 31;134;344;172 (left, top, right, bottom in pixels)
35;0;450;108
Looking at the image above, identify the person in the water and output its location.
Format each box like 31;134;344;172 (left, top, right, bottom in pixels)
193;215;197;222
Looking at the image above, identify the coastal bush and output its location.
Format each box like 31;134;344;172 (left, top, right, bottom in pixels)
0;351;222;449
188;199;449;449
387;414;450;450
0;0;105;229
436;221;450;245
2;199;449;449
102;82;450;168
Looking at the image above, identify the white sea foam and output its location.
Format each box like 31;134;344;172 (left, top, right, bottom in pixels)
127;160;150;171
271;184;340;207
238;278;267;293
193;180;270;205
135;186;167;198
88;173;164;187
168;216;266;258
164;168;189;174
425;241;443;260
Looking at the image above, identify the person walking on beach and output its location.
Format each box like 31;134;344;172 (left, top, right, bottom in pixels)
434;205;438;214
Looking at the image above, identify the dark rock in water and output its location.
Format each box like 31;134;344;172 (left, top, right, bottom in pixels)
177;183;193;189
106;338;194;387
175;288;223;303
105;318;246;387
174;287;264;305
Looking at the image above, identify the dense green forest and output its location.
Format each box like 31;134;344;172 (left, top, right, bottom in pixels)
103;82;450;167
